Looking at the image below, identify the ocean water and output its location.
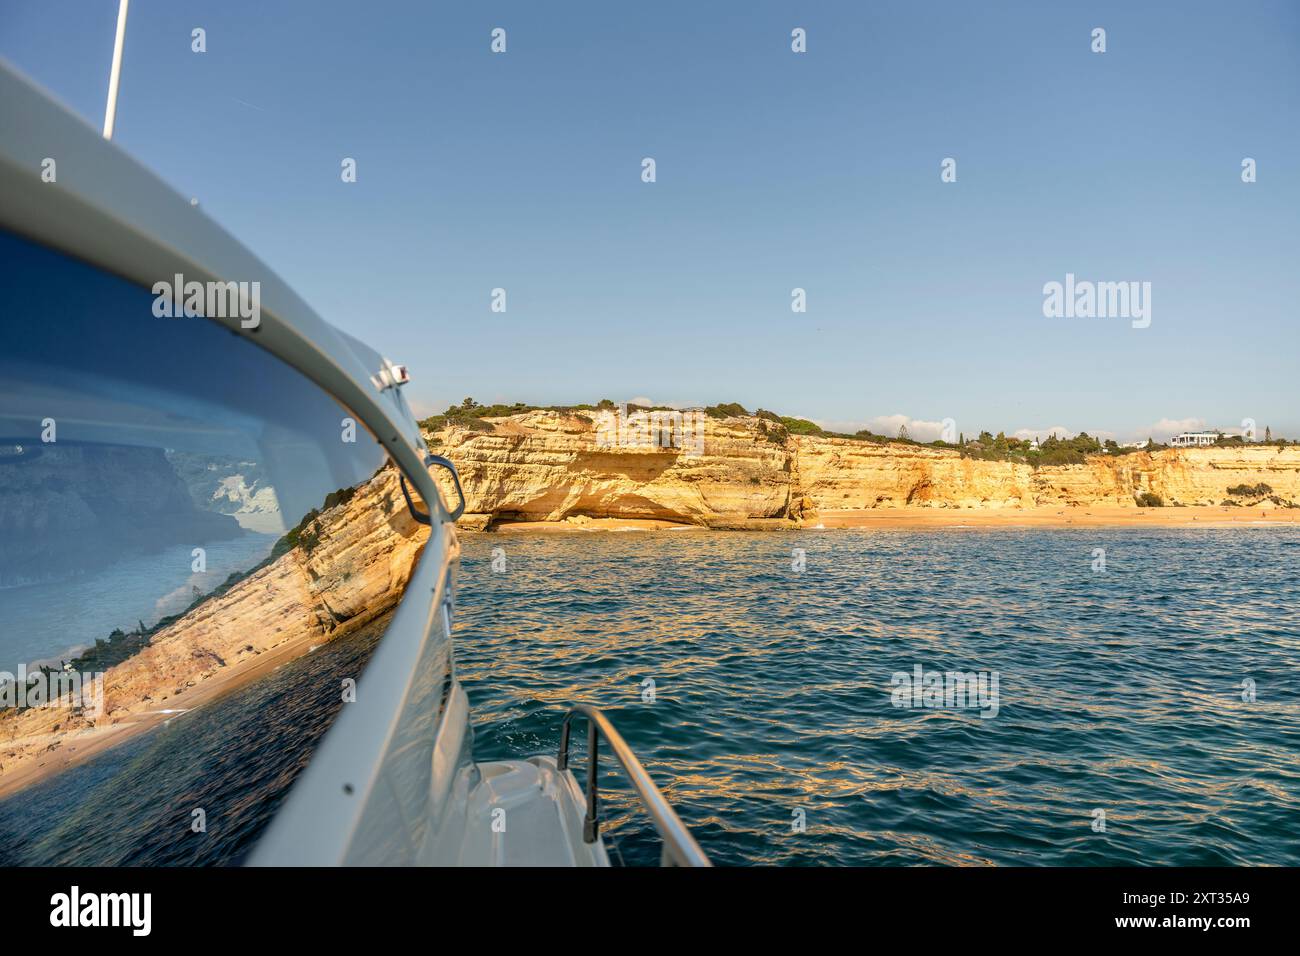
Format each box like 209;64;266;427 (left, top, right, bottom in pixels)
455;529;1300;866
0;611;389;865
2;528;1297;866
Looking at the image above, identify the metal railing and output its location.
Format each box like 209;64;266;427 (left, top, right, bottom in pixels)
557;704;711;867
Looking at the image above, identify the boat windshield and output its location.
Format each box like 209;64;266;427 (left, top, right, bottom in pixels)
0;229;429;863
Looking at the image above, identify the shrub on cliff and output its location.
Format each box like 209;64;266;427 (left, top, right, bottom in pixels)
757;420;788;445
705;402;749;419
779;416;825;436
420;398;535;432
322;486;358;511
1038;447;1086;465
1227;482;1273;497
1041;432;1101;457
1135;492;1164;507
451;417;495;432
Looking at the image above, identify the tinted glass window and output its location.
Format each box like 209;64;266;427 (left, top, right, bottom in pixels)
0;230;428;863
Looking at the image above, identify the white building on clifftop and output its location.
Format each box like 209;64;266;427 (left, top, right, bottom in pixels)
1170;431;1220;448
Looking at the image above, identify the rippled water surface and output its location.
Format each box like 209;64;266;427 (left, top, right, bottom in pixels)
3;529;1296;866
456;529;1300;866
0;613;387;865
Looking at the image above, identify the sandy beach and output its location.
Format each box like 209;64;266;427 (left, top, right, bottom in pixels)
492;516;706;533
805;505;1299;530
482;505;1299;533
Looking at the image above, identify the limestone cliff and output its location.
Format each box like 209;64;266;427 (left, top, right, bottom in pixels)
424;411;1300;525
426;412;791;526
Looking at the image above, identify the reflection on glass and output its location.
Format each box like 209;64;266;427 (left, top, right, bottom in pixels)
0;231;428;859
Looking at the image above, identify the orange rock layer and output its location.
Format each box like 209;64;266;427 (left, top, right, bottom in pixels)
425;411;1300;525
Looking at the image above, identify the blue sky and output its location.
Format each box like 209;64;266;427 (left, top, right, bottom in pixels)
2;0;1297;442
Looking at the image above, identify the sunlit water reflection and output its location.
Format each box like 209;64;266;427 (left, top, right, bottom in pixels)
456;529;1300;866
3;528;1295;866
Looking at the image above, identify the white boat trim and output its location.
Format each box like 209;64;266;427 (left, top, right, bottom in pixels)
0;58;707;867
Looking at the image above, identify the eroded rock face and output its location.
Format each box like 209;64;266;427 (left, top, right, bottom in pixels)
425;411;1300;523
427;412;791;525
791;436;1033;511
1028;447;1300;507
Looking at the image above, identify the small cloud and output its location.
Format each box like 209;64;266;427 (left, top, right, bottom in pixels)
1011;427;1044;442
1010;425;1114;442
624;396;704;409
810;413;947;441
1145;416;1205;441
408;398;442;419
867;414;947;442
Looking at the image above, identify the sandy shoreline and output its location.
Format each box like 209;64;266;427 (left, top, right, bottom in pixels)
482;505;1299;533
806;504;1299;530
491;517;705;533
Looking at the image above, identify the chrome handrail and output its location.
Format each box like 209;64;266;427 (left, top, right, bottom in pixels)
557;704;711;867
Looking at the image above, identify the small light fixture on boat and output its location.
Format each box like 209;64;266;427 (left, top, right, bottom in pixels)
371;363;410;391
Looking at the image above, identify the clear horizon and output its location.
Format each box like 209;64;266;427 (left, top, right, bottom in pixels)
2;0;1297;443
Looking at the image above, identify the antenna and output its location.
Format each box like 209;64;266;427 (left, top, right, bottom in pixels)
102;0;130;139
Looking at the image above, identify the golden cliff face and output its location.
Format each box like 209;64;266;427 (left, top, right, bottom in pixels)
426;411;1300;524
428;411;791;525
1036;446;1300;506
791;436;1033;511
